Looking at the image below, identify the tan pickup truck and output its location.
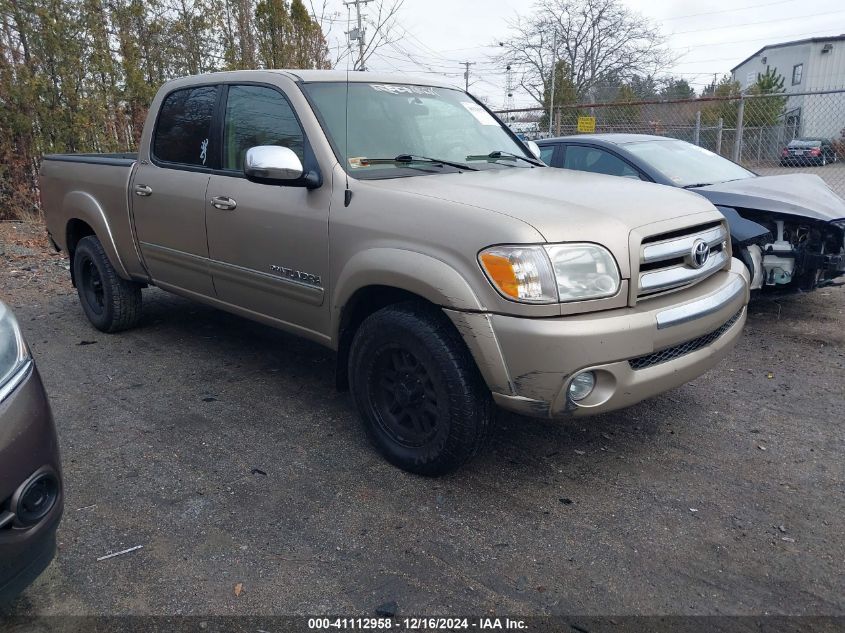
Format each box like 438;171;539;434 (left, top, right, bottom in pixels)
40;70;749;475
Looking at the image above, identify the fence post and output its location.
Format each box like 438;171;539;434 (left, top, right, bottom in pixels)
733;97;745;162
555;107;561;136
694;111;701;146
716;118;724;154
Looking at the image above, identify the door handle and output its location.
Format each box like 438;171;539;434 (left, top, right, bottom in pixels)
211;196;237;211
134;184;152;197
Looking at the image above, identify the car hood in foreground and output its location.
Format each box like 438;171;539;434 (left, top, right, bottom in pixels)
692;174;845;222
371;167;720;244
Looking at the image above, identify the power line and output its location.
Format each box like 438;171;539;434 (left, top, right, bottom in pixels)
662;0;798;21
669;8;845;36
674;27;844;62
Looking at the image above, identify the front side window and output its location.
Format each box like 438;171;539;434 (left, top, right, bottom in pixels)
301;82;530;178
223;85;305;171
792;63;803;85
153;86;218;166
563;145;640;179
539;145;556;165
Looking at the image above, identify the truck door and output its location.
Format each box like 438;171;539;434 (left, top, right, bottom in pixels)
130;84;218;297
205;84;331;336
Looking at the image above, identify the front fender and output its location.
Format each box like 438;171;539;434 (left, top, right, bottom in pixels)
716;206;772;245
333;248;485;316
62;190;130;278
332;248;514;395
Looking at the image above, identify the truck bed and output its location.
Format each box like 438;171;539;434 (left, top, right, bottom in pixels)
40;153;147;280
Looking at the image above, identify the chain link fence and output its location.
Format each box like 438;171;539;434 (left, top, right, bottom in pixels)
495;89;845;197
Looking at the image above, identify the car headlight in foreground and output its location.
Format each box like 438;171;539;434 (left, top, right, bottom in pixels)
479;243;621;303
0;301;32;403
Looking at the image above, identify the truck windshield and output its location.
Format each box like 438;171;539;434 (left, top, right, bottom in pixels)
623;138;755;188
301;82;531;178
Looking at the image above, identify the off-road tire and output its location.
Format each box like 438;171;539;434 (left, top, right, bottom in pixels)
348;302;491;476
73;235;142;332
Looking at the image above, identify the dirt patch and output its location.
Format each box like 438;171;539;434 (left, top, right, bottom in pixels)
0;221;73;306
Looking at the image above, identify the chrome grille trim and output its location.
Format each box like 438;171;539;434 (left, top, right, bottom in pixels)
640;249;729;293
636;221;730;300
642;225;727;264
656;275;745;329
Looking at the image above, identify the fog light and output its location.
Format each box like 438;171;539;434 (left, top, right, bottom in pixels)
16;473;58;526
568;371;596;402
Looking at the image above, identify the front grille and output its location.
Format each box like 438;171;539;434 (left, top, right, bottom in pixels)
628;309;743;370
637;222;729;300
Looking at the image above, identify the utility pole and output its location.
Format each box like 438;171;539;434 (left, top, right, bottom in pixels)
504;64;515;113
548;29;558;136
462;61;475;91
345;0;372;71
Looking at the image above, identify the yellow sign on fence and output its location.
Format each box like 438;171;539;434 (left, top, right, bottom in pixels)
577;116;596;133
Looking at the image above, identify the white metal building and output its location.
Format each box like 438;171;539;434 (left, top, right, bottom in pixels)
731;35;845;139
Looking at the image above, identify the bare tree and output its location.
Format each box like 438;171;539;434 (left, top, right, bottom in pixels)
356;0;403;71
496;0;671;106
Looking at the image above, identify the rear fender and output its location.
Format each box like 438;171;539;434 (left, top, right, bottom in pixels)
63;191;130;278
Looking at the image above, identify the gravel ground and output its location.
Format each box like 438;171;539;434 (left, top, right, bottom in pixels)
1;222;843;617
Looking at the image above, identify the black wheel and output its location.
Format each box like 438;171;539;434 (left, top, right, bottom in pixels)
73;235;142;332
348;302;491;476
821;154;827;166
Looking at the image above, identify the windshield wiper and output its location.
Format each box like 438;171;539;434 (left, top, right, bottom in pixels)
682;182;714;189
466;150;544;167
360;154;478;171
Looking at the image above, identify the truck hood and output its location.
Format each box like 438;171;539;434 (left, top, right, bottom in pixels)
370;166;719;243
691;174;845;222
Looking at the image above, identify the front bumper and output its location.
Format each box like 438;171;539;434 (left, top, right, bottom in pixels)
448;258;749;419
0;364;63;605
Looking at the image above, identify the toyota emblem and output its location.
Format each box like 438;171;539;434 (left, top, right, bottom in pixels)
690;239;710;269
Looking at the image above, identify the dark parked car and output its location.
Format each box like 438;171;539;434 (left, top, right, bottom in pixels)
537;134;845;291
780;138;838;167
0;300;63;605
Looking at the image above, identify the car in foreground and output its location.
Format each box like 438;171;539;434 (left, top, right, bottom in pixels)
537;134;845;291
0;301;63;605
780;138;838;167
41;71;749;475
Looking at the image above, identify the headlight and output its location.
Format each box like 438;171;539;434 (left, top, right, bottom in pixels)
479;243;621;303
478;246;558;303
545;243;621;302
0;302;31;394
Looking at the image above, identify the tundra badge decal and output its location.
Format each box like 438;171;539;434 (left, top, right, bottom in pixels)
270;265;322;288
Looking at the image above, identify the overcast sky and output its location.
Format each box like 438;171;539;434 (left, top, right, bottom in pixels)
317;0;845;107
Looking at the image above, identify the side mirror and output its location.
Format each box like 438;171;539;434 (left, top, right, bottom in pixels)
525;140;542;160
244;146;304;183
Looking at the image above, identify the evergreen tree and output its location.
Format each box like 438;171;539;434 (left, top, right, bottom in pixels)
746;66;787;126
0;0;333;219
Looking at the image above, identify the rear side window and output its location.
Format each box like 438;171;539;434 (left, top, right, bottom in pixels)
153;86;218;167
539;144;556;165
223;85;305;171
563;145;640;179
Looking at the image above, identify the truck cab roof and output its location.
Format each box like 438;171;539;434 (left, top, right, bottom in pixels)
161;68;460;90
